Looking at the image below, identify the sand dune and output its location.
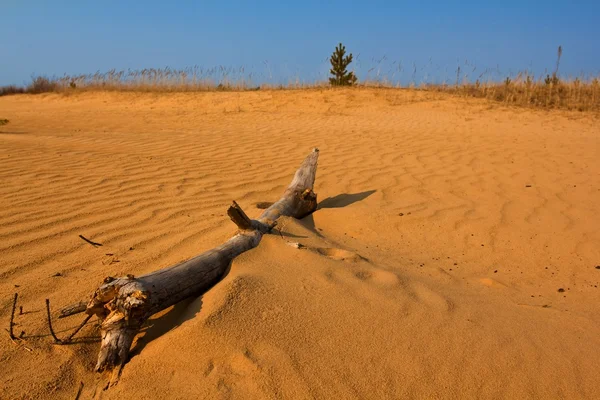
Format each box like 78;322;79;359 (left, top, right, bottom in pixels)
1;89;599;399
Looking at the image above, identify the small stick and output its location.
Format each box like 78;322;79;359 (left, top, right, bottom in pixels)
74;381;84;400
19;306;23;315
9;293;18;340
79;235;103;247
64;314;93;343
45;299;62;344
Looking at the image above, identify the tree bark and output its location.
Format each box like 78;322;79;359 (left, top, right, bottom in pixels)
65;148;319;377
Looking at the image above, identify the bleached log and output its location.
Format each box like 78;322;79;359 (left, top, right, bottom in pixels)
75;149;319;376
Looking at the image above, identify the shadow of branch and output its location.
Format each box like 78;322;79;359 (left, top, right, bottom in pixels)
317;190;376;209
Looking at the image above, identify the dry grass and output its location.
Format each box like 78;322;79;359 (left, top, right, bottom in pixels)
1;64;599;112
0;85;25;96
15;67;317;93
430;76;600;112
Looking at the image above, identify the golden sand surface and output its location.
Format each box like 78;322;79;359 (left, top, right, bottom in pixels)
1;89;599;399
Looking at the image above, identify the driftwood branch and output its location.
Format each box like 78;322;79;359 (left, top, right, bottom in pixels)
64;148;320;375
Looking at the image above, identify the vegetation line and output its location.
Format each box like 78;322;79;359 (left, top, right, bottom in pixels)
1;45;598;112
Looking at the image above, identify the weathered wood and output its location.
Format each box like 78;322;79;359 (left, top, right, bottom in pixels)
74;148;319;375
227;200;254;230
59;301;88;318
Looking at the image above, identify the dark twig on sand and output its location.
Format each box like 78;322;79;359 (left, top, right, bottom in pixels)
9;293;18;339
5;292;33;353
74;381;84;400
79;235;103;247
45;299;62;344
64;314;93;343
5;297;33;352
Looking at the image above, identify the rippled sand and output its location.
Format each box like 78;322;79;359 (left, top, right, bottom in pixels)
1;89;599;399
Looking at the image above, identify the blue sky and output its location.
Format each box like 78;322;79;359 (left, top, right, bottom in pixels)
1;1;599;86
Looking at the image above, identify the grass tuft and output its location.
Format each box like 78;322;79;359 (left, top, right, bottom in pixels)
0;85;25;96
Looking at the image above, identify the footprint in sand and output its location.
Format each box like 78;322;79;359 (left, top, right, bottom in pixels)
287;241;366;262
315;247;365;262
411;282;455;312
354;268;400;287
288;240;402;287
479;278;508;288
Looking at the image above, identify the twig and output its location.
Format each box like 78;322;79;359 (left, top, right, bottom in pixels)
45;299;62;344
9;293;18;339
74;381;84;400
79;235;103;247
64;314;93;343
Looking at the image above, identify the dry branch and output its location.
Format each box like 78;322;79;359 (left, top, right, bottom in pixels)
62;148;320;376
227;200;255;230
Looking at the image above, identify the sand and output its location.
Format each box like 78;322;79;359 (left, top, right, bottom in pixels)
0;89;599;399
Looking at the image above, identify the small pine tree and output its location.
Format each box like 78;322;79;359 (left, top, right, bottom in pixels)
329;43;357;86
545;45;563;87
